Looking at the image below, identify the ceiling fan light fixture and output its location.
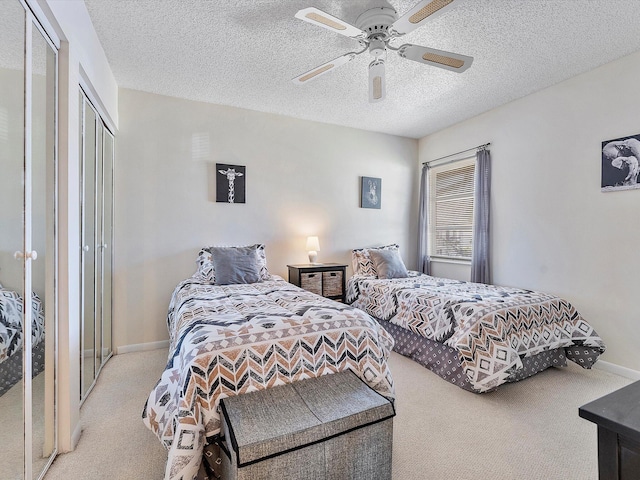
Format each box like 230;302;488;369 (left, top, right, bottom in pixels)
293;1;473;100
409;0;454;24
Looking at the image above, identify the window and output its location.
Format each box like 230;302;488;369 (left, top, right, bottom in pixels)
428;157;475;261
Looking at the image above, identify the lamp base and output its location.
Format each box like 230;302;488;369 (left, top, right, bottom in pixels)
308;251;317;264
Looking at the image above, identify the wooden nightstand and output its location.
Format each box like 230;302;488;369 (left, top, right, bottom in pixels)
287;263;347;302
579;380;640;480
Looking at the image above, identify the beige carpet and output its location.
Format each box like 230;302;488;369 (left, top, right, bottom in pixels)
0;371;50;480
44;348;631;480
45;349;169;479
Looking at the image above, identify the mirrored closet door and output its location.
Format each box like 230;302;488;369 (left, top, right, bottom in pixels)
79;91;113;402
0;1;58;478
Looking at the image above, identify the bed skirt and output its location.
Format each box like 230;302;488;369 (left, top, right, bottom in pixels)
377;318;573;393
0;341;46;397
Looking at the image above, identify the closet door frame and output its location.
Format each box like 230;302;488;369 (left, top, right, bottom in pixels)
20;0;60;478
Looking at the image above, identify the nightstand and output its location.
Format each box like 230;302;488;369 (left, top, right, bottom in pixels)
287;263;347;302
579;380;640;479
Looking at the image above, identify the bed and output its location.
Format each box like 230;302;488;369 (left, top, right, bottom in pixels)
346;244;606;393
142;244;395;480
0;284;46;396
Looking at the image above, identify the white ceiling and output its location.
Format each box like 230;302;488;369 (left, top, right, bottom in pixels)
83;0;640;139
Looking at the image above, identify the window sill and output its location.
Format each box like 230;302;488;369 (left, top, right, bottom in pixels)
430;257;471;266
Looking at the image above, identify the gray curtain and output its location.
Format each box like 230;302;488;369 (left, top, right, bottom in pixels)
471;147;491;284
417;164;431;275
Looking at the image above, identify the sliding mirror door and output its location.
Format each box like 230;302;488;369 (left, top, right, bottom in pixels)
80;97;97;400
0;1;57;478
30;17;57;478
101;131;114;365
80;91;113;403
0;1;26;477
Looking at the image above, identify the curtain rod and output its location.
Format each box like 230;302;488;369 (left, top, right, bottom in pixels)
422;142;491;165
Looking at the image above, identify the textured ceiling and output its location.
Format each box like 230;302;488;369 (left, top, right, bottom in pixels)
83;0;640;139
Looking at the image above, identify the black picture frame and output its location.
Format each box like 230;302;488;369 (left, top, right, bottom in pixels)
360;176;381;209
601;134;640;192
216;164;246;203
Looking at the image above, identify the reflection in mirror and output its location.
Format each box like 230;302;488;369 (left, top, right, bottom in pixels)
0;1;26;478
30;21;57;479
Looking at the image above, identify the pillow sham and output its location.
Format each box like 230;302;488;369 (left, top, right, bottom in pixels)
351;244;399;277
195;243;269;283
210;246;261;285
368;248;408;279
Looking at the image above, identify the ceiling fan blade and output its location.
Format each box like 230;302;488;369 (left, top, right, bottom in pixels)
390;0;463;36
292;53;356;85
295;7;367;40
368;60;386;103
398;44;473;72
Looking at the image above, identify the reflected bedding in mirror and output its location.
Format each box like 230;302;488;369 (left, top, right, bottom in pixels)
0;285;46;396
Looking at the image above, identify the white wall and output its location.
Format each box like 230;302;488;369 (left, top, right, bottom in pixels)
419;49;640;373
114;88;418;349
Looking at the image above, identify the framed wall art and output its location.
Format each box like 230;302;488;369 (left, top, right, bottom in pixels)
601;134;640;192
360;176;381;209
216;164;246;203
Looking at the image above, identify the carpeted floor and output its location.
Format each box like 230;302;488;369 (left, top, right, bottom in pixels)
44;348;631;480
0;371;51;479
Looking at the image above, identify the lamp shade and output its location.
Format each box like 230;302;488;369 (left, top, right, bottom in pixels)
306;236;320;252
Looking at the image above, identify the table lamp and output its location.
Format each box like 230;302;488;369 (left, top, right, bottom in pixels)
306;236;320;264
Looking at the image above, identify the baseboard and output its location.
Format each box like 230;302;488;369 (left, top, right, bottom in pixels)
116;340;170;355
594;360;640;381
71;422;82;451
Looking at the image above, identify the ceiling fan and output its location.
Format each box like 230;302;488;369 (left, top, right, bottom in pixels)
292;0;473;103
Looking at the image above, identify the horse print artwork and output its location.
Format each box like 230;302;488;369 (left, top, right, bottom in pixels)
602;134;640;192
361;176;382;209
216;164;246;203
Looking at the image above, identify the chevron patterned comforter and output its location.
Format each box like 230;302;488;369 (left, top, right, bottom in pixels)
143;275;394;480
347;272;605;393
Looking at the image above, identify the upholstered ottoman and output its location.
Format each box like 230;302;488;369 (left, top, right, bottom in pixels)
218;370;395;480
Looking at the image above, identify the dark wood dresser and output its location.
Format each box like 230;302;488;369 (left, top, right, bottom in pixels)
579;379;640;480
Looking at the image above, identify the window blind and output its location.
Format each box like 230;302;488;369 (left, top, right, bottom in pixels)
428;158;475;260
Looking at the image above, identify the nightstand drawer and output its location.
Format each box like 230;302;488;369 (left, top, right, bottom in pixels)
322;271;343;297
300;272;322;296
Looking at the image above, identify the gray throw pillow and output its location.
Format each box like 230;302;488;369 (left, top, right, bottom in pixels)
210;246;261;285
369;248;408;279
